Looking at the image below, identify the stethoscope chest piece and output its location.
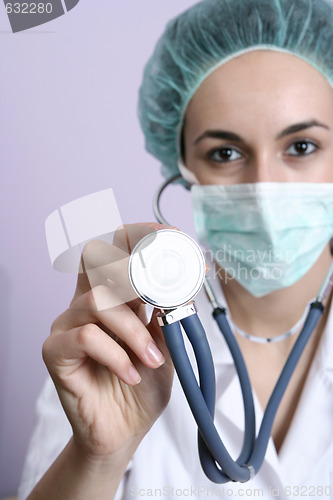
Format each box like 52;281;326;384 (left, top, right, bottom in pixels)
128;229;205;310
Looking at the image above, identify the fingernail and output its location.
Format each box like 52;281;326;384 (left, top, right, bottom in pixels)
146;342;165;366
158;225;179;231
128;365;141;385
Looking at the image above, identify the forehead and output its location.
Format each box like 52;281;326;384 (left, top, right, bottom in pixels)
185;51;333;133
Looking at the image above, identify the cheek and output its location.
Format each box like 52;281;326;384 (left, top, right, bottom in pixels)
181;150;208;184
182;149;209;184
319;163;333;182
300;150;333;183
317;143;333;182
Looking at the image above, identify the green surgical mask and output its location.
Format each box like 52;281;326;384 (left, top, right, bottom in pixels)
191;183;333;297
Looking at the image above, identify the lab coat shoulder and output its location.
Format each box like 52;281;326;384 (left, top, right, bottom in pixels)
279;305;333;488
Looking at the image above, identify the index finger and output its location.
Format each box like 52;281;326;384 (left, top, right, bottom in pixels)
73;223;177;307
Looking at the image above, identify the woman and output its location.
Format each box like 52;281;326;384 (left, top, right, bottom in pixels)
19;0;333;498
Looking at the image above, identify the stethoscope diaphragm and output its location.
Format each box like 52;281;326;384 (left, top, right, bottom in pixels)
128;229;205;310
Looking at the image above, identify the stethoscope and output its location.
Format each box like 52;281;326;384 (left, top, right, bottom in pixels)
128;175;333;483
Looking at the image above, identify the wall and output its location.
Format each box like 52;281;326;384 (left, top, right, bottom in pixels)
0;1;196;495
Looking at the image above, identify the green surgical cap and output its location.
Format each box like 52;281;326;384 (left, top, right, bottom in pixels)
138;0;333;180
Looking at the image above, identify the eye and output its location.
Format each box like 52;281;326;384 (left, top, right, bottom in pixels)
208;147;242;163
286;140;317;156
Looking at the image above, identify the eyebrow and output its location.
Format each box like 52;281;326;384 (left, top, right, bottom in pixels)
276;120;330;139
193;120;330;146
194;130;244;145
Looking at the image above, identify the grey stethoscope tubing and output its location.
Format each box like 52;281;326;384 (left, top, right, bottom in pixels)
132;175;332;483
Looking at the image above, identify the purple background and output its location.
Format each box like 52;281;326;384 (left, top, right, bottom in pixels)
0;1;196;496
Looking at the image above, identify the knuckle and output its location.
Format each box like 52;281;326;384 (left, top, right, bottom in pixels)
81;239;99;259
42;335;53;365
81;239;114;272
80;240;101;272
76;323;98;346
147;222;165;231
50;318;60;335
109;345;133;376
128;320;146;340
50;309;71;334
110;347;127;369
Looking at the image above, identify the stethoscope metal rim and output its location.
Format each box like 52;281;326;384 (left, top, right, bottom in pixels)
128;228;206;310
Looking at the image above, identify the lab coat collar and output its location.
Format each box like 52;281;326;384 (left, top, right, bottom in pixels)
278;356;333;485
278;299;333;485
318;296;333;372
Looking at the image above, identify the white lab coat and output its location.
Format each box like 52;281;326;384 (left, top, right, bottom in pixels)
18;281;333;499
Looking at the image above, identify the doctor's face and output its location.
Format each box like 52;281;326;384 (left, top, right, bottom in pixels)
183;51;333;185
